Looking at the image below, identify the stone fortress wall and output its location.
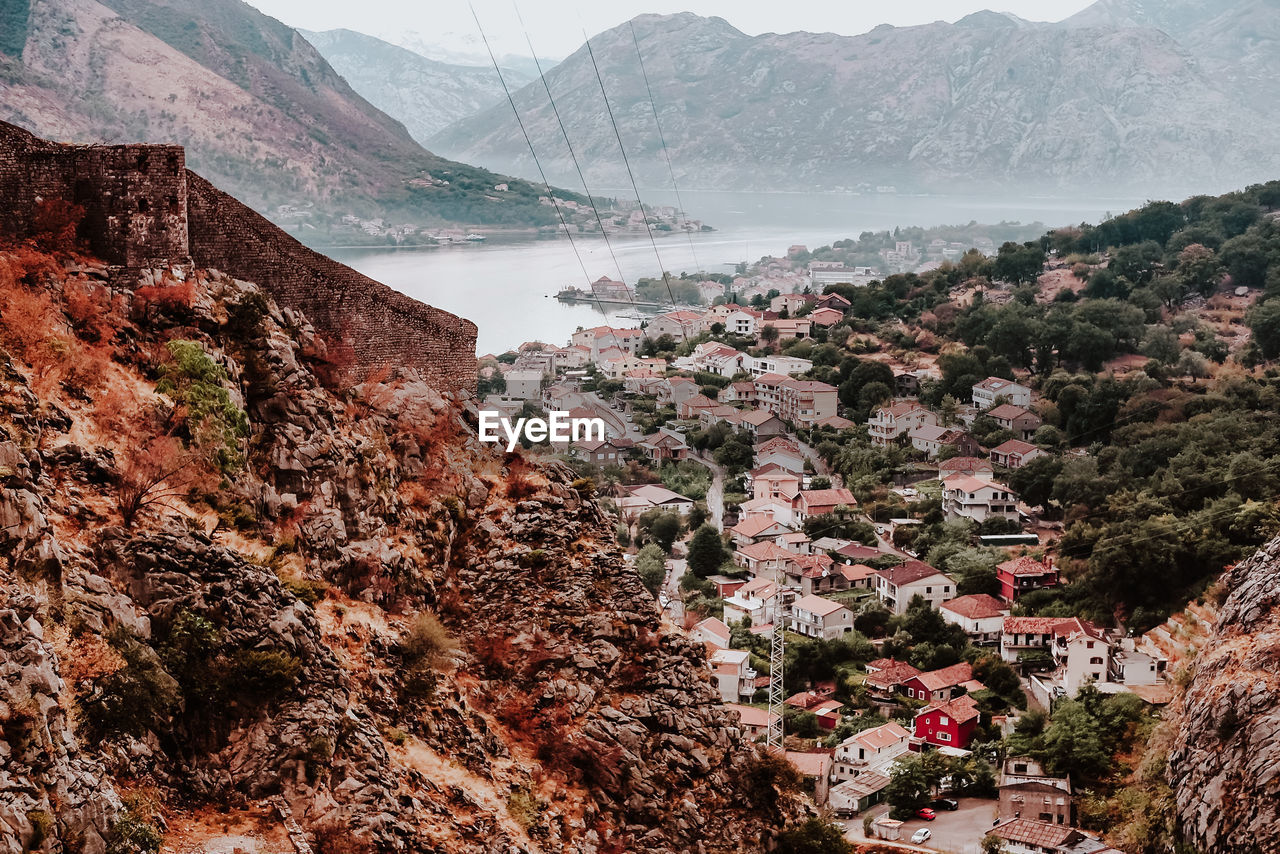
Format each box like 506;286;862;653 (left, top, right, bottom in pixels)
0;120;476;394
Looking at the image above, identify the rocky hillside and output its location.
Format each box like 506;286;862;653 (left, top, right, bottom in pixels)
1170;534;1280;854
431;11;1279;195
1065;0;1280;116
0;0;573;229
300;28;534;145
0;237;804;851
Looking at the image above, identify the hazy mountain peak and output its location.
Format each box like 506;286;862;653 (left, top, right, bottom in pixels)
431;7;1279;196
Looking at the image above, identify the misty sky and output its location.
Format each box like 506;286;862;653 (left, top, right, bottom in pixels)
246;0;1096;62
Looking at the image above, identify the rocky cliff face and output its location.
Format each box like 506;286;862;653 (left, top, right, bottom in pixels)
0;246;801;853
431;11;1279;195
1170;534;1280;854
300;29;533;145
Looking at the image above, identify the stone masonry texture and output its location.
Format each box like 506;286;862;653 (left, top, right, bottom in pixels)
0;119;476;394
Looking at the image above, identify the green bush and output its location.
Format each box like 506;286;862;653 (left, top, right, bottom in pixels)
105;809;162;854
156;340;249;474
81;630;180;739
228;649;302;698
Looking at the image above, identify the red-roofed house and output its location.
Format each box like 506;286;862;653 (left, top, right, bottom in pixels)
751;466;803;502
998;556;1059;602
793;488;858;524
943;476;1020;523
809;306;846;327
739;408;789;439
987;818;1110;854
677;394;718;419
987;403;1042;440
938;456;995;478
839;563;879;590
729;516;793;548
833;721;911;781
835;542;882;563
722;380;757;403
913;694;980;749
864;659;923;699
694;617;731;649
638;431;690;462
940;594;1009;644
875;561;955;614
734;541;795;579
709;648;757;702
903;662;977;704
724;703;779;740
786;751;834;804
990;439;1046;469
755;437;806;473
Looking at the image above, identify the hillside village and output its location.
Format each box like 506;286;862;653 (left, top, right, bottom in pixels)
475;184;1280;851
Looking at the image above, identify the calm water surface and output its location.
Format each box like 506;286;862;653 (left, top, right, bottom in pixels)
329;190;1147;354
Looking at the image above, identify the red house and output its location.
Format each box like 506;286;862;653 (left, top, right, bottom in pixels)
997;556;1059;602
902;662;983;705
914;695;980;750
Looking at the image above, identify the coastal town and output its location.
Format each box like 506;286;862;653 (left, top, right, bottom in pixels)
474;206;1262;851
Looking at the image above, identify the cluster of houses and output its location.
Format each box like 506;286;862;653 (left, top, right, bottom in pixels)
693;533;1170;828
865;375;1054;525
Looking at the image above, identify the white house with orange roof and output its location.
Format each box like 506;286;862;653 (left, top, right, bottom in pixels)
940;594;1009;644
772;378;838;425
694;617;732;649
789;594;855;639
657;375;700;405
724;703;778;741
708;648;756;703
645;309;706;340
729;516;793;548
761;316;812;341
832;721;911;782
722;380;757;403
942;476;1020;523
869;402;939;447
723;308;762;337
722;577;789;628
793;487;858;525
755;437;806;473
734;541;795;580
737;496;795;527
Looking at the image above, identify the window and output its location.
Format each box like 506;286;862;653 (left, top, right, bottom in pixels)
939;716;949;726
937;731;951;742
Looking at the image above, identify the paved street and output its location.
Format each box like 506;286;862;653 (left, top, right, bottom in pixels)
844;799;1000;853
694;451;727;531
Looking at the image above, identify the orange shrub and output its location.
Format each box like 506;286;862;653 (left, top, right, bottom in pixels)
133;281;195;321
29;199;85;253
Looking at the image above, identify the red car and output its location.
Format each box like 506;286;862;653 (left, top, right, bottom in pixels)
916;807;937;821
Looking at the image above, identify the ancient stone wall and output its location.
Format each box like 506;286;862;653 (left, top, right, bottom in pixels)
185;173;476;394
0;120;476;393
0;121;187;266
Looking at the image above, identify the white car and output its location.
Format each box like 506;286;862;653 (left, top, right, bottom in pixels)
911;828;932;844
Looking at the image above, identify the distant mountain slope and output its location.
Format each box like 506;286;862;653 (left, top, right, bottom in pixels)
0;0;574;230
430;11;1279;196
300;28;534;145
1063;0;1280;116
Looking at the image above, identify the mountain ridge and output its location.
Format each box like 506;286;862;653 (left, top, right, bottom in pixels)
299;27;536;146
430;9;1280;196
0;0;579;234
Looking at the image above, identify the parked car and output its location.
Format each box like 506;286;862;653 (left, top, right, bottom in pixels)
915;807;937;821
931;798;959;811
911;828;932;843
